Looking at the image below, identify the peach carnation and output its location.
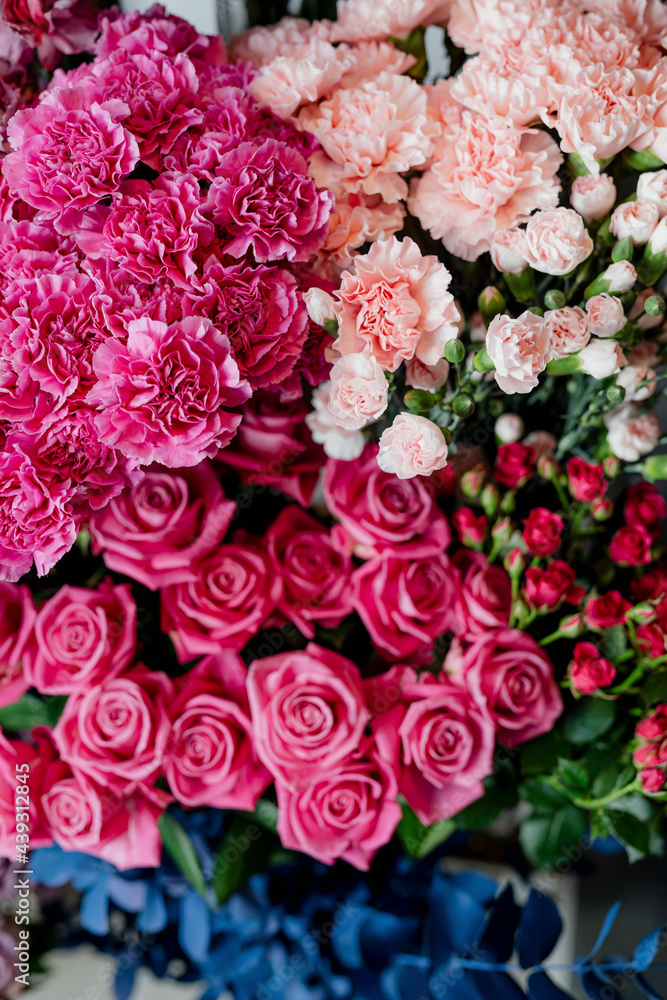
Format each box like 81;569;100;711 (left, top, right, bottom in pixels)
333;236;460;372
522;207;593;276
321;192;405;269
544;307;590;360
408;111;562;260
486;310;551;395
300;72;436;204
377;414;448;480
247;37;355;118
328;353;389;430
610;200;659;245
330;0;450;43
570;174;617;222
447;0;560;54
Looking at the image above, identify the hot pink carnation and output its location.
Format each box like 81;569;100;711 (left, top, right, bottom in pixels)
333;236;460;372
3;87;139;233
0;582;33;710
206;138;333;262
87;315;250;468
89;462;235;590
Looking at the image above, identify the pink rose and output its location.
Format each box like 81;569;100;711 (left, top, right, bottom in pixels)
89;463;235;591
52;664;172;794
378;414;449;480
637;170;667;217
265;506;354;638
524;561;581;611
0;734;50;860
609;524;653;566
522;208;593;276
164;652;271;810
584;591;631;629
247;643;371;787
36;732;165;870
206;139;333;262
446;630;562;747
544;306;590;359
333;236;459;372
161;536;281;661
570;642;616;695
328;353;389;430
331;0;450;42
486;310;551;394
452;550;512;635
404;357;450;391
610;200;659;245
566;457;606;502
87;316;250;468
523;507;563;557
0;582;33;710
275;744;401;870
371;668;495;824
3;88;139;233
323;443;451;559
223;393;325;507
352;553;457;659
300;74;435;205
585;294;626;338
605;403;661;461
23;580;136;696
570;173;617;222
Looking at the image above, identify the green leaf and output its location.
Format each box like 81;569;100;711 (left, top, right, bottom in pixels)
599;627;628;662
562;699;617;745
212;814;272;905
0;694;67;731
606;793;651;821
520;805;587;869
396;802;454;859
557;758;589;794
641;671;667;707
520;732;565;777
253;798;279;834
520;779;570;811
591;765;624;800
158;811;207;898
453;763;518;829
609;812;650;862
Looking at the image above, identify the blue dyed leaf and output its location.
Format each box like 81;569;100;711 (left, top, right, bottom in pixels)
517;890;563;967
581;970;623;1000
633;926;667;972
528;972;576;1000
80;879;110;936
178;892;212;964
429;960;480;1000
429;875;487;962
471;971;526;1000
331;906;369;969
115;960;137;1000
198;988;222;1000
137;884;168;934
636;972;667;1000
107;875;148;913
584;902;621;961
382;954;432;1000
447;872;498;905
476;884;521;962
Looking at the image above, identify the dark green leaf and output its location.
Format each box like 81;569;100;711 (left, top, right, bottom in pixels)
0;694;67;731
453;771;518;829
253;798;278;834
609;812;650;861
158;812;207;898
641;672;667;708
557;759;589;794
520;805;587;869
520;780;570;811
213;814;277;905
520;732;566;777
562;699;616;744
599;627;628;662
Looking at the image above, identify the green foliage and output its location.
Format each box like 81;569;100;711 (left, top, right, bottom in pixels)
0;693;67;731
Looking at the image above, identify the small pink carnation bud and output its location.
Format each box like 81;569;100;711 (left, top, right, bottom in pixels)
610;200;659;245
504;547;525;576
537;454;560;480
490;226;528;274
603;456;621;478
637;170;667;218
460;468;486;499
304;287;336;328
628;601;658;625
578;339;625;379
570;173;617;222
602;261;637;294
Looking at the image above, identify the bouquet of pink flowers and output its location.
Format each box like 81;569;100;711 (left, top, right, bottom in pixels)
1;0;667;922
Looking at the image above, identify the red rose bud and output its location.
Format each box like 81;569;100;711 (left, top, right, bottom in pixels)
452;507;487;549
591;496;614;521
609;524;653;566
537;454;560;480
460;468;486;500
566;456;606;502
523;508;564;557
584;590;632;628
491;517;512;544
641;768;666;793
603;455;621;478
494;443;536;488
624;481;667;530
637;624;665;658
480;483;500;517
634;705;667;791
524;561;578;611
628;602;658;625
504;547;525;576
569;641;616;694
559;613;584;638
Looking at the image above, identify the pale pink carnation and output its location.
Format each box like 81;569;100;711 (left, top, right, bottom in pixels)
570;173;617;222
321;192;405;269
490;227;529;274
522;208;593;276
87;316;250;468
544;306;590;360
328;353;389;430
578;339;626;379
450;55;550;128
610;200;659;245
409;113;562;260
206;139;333;262
331;0;450;42
248;38;355;118
523;430;557;457
231;17;329;66
603;260;637;293
637;170;667;217
605;403;661;461
339;41;415;87
405;357;450;391
300;72;436;204
616;364;657;401
306;382;365;460
486;311;551;394
333;236;459;372
377;414;448;480
581;0;667;47
447;0;559;54
586;294;627;338
3;87;139;234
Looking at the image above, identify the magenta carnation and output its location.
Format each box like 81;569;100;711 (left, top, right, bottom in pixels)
3;87;139;233
206;138;334;262
87;315;250;468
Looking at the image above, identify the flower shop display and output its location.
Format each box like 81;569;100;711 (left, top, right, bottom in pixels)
1;0;667;995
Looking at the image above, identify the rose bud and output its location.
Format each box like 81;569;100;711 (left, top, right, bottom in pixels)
480;483;500;517
591;496;614;521
461;468;486;500
570;173;616;222
559;613;584;638
637;624;665;658
504;548;525;576
603;456;621;478
492;517;512;545
569;642;616;695
452;508;487;550
566;456;606;502
537;454;560;480
629;602;659;625
523;508;564;558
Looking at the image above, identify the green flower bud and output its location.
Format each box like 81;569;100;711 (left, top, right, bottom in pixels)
644;454;667;481
472;346;495;373
504;267;536;304
461;469;485;499
500;490;516;514
645;294;666;317
606;384;626;405
491;517;512;544
404;389;436;413
611;237;634;263
452;391;475;417
544;289;566;310
478;285;506;326
444;339;466;364
480;483;499;518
